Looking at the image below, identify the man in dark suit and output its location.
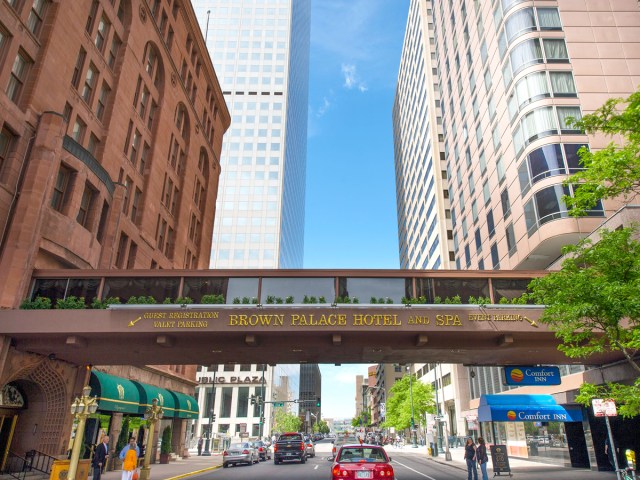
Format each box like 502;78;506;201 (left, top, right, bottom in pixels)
92;435;110;480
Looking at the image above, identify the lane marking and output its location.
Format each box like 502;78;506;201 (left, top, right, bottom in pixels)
393;459;438;480
314;465;318;469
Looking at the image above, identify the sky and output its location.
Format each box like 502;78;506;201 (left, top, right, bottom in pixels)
304;0;411;419
304;0;410;270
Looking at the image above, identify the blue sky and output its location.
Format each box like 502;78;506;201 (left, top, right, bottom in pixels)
304;0;409;271
304;1;410;420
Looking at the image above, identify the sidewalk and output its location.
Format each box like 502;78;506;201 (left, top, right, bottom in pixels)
99;451;222;480
385;444;619;479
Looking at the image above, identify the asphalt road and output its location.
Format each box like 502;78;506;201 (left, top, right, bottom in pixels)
188;440;471;480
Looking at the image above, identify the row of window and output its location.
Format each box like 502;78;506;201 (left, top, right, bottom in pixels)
507;70;577;122
498;7;562;56
512;105;582;155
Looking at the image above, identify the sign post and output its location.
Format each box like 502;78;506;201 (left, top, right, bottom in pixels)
593;399;621;480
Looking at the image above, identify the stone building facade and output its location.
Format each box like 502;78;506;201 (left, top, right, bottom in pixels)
0;0;229;465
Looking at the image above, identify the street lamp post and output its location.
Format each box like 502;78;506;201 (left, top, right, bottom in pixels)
68;385;99;480
139;398;163;480
202;368;216;456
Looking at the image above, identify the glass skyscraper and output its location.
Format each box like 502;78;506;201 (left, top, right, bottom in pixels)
193;0;310;269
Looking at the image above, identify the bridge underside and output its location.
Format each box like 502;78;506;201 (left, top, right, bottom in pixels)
0;305;618;366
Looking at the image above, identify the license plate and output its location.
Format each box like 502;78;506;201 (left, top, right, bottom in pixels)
356;472;372;479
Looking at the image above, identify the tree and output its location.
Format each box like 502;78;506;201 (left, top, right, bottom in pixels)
316;420;330;434
272;408;302;433
528;227;640;417
563;88;640;215
382;375;435;431
351;412;369;428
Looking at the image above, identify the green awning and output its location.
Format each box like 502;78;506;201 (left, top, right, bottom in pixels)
170;391;199;419
132;381;176;417
89;371;140;414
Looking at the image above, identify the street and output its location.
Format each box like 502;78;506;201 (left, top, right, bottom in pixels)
184;440;621;480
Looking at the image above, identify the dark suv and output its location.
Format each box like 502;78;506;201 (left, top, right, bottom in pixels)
274;432;306;464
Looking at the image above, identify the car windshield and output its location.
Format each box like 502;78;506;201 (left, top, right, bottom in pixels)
338;447;387;463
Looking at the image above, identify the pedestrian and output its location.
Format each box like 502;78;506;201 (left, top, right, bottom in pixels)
119;437;140;480
476;437;489;480
464;437;478;480
605;436;617;470
197;437;203;456
92;435;109;480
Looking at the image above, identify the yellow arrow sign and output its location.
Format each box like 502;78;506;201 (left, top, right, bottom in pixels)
128;317;142;328
523;316;538;328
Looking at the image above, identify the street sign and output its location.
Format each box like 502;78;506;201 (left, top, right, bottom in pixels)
380;402;386;415
592;398;617;417
273;402;284;407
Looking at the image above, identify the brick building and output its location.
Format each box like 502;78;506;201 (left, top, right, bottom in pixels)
0;0;229;466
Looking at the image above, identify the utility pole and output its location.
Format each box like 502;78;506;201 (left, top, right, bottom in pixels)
202;368;216;456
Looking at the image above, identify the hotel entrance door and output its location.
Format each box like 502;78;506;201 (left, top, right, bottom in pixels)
0;413;18;471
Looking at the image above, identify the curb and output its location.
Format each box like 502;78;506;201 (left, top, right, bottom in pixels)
165;464;222;480
427;456;467;472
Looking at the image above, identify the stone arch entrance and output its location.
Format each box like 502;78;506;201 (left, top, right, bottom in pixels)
1;355;70;457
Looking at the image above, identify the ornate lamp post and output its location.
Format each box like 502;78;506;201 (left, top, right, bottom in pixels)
139;398;163;480
68;385;99;480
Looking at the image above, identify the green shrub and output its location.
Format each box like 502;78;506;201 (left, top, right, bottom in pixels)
319;296;327;303
266;295;276;304
201;294;225;304
20;296;52;309
160;426;172;455
175;297;193;304
241;297;250;304
55;296;86;309
232;297;241;304
91;297;121;309
285;296;294;304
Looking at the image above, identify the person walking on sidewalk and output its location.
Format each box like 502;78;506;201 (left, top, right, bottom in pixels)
476;437;489;480
197;437;203;456
464;437;478;480
92;435;109;480
119;437;140;480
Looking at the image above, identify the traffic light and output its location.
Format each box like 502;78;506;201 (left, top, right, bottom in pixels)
250;395;256;405
211;413;216;421
316;397;321;408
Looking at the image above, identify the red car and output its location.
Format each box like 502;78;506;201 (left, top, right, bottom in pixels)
331;444;394;479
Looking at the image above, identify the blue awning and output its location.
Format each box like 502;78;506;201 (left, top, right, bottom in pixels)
478;394;583;422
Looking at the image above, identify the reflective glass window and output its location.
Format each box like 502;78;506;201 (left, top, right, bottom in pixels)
528;144;564;183
535;185;569;225
492;279;532;302
433;278;490;303
102;277;180;302
564;144;587;173
260;277;334;303
338;278;410;304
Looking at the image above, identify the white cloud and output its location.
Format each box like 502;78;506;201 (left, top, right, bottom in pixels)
341;64;368;93
318;96;332;116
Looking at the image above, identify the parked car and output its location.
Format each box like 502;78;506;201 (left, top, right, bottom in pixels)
251;440;272;461
222;442;258;468
330;444;393;480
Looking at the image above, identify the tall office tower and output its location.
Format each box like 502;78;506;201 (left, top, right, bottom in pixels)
193;0;311;269
393;0;453;270
299;363;321;428
0;0;229;458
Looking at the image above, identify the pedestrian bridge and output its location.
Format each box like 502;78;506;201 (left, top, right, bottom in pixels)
0;268;619;366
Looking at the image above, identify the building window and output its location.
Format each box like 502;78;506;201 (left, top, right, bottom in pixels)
82;63;98;104
490;243;499;269
115;232;129;268
71;117;87;143
506;223;517;255
108;34;121;69
51;165;72;212
86;0;99;33
500;188;511;220
131;188;141;224
96;82;110;121
0;126;16;176
87;133;99;156
94;15;110;53
76;183;95;227
27;0;48;36
71;48;87;89
6;50;32;104
129;129;141;165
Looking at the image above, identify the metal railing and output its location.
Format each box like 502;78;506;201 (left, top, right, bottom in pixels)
1;449;55;479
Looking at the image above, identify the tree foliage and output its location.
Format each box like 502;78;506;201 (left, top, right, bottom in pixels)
351;412;370;428
382;375;435;431
564;88;640;215
272;408;302;433
528;227;640;416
